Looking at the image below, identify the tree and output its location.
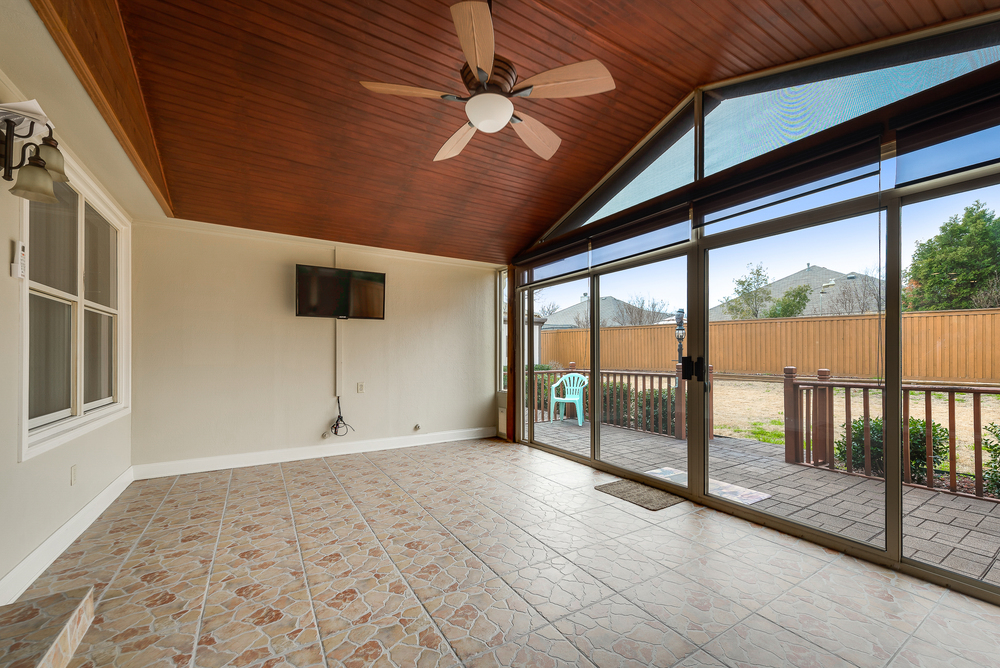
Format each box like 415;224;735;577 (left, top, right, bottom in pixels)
903;201;1000;311
765;285;811;318
972;272;1000;309
536;302;560;317
828;269;885;315
572;308;608;329
611;294;670;326
723;263;772;319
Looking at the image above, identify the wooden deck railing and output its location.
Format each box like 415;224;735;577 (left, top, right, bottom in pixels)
531;365;714;440
784;366;1000;499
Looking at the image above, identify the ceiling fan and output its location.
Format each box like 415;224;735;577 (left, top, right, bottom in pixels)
360;0;615;161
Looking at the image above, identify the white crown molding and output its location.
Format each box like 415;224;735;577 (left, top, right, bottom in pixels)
0;467;134;605
132;427;497;480
132;217;502;271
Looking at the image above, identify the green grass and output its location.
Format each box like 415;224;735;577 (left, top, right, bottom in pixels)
730;421;785;445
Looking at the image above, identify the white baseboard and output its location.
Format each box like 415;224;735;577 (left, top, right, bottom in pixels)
132;427;497;480
0;467;134;605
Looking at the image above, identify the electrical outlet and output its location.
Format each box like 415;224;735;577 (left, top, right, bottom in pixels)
357;382;365;393
70;465;77;486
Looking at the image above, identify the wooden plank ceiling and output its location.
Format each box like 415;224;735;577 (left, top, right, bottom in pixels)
31;0;1000;263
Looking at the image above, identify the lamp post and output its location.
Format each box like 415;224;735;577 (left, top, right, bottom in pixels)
674;308;685;363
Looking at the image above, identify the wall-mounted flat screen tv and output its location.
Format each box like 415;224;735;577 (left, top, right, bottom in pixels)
295;265;385;319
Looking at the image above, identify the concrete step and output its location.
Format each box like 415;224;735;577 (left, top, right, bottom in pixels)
0;587;94;668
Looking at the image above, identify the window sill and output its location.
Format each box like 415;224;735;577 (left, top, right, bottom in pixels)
23;404;131;462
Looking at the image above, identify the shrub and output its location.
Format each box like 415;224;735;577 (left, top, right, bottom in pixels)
834;416;948;483
984;423;1000;497
601;382;682;434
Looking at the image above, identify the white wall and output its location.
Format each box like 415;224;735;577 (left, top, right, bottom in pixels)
131;221;497;467
0;175;132;583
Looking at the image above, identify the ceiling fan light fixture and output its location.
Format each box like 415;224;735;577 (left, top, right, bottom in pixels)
465;93;513;133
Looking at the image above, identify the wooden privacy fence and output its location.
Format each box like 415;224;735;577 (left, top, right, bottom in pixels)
539;308;1000;382
531;366;714;440
784;366;1000;500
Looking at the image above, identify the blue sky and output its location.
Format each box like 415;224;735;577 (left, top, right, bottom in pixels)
533;182;1000;314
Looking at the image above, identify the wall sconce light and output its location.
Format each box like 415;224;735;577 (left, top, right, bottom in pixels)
0;102;68;204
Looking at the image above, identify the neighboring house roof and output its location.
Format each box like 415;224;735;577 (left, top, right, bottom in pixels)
542;296;673;330
709;264;884;321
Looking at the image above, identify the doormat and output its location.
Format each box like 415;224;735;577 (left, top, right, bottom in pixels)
644;467;772;505
594;479;686;511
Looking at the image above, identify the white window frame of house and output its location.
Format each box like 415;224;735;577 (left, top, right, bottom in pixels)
18;151;132;461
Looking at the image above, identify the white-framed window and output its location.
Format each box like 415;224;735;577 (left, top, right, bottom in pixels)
20;160;130;460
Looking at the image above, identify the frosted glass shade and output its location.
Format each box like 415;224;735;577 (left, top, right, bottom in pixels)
465;93;513;133
10;162;57;203
38;141;69;182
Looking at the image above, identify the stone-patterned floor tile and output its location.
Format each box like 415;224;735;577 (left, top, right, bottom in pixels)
19;550;128;603
423;577;547;659
615;526;715;569
68;583;205;668
563;541;669;593
622;570;753;645
659;510;750;550
145;503;225;533
836;554;947;603
72;516;150;551
939;588;1000;624
501;556;615;622
521;515;615;554
196;559;321;668
798;564;936;633
526;489;609;515
315;577;459;668
916;600;1000;665
101;525;216;601
673;649;729;667
704;613;845;668
465;624;597;668
455;523;562;576
553;595;697;668
718;534;828;584
210;534;300;580
759;586;909;668
567;505;656;538
478;496;566;527
887;637;983;668
674;551;798;612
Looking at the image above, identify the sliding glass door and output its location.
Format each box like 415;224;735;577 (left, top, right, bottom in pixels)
529;278;593;459
594;254;689;488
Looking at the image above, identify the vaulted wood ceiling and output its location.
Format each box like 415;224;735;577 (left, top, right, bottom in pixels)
30;0;1000;263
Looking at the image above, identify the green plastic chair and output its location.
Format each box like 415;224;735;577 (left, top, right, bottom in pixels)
550;373;588;426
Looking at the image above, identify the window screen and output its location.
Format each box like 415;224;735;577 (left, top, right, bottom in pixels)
896;95;1000;186
704;23;1000;176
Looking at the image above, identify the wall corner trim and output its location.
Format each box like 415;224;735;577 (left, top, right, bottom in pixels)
132;427;497;480
0;467;135;605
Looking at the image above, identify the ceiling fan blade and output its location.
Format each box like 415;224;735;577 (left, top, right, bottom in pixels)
450;1;494;84
511;111;561;160
512;60;615;99
434;122;478;161
360;81;454;99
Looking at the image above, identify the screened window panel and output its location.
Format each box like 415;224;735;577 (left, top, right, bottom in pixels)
29;182;78;295
591;213;689;268
85;204;117;309
84;309;114;405
896;97;1000;186
699;141;880;234
29;293;73;420
585;120;695;225
705;42;1000;176
520;243;589;286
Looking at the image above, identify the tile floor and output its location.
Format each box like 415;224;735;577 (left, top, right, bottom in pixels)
536;419;1000;582
19;438;1000;667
